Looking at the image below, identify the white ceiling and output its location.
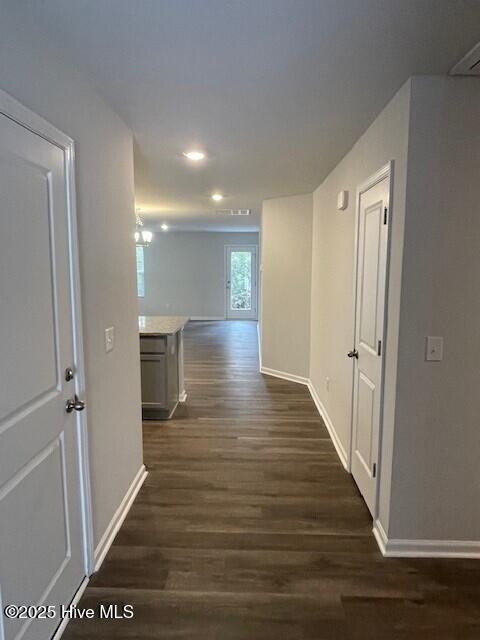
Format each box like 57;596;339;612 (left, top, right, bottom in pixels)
16;0;480;231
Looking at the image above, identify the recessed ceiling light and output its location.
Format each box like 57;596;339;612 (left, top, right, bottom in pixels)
211;193;224;202
161;223;169;231
183;150;205;161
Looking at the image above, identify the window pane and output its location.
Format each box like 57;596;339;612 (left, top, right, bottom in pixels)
136;245;145;297
230;251;251;310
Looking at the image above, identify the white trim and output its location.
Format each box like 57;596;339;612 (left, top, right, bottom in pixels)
52;576;89;640
93;465;147;572
0;89;95;574
66;141;95;576
373;520;480;558
357;160;393;195
260;366;309;386
372;518;389;555
257;323;262;370
190;316;225;321
179;390;188;402
308;381;349;470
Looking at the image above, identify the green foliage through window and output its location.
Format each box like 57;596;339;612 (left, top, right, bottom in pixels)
230;251;251;310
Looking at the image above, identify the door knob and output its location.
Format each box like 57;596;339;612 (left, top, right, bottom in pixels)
66;394;86;413
347;349;359;359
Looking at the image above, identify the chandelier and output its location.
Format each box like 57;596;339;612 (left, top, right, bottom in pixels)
135;209;153;247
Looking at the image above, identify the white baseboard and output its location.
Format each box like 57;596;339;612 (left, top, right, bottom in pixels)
260;367;349;471
373;519;480;558
52;576;89;640
93;465;147;572
260;366;310;386
372;519;389;555
190;316;225;321
257;323;262;370
307;381;349;470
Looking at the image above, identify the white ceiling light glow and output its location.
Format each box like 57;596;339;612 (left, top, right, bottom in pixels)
211;193;224;202
183;150;205;161
135;208;153;246
161;223;169;231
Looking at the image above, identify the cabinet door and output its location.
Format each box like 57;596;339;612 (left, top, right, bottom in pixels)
140;355;167;408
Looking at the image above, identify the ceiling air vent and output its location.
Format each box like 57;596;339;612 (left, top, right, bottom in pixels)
450;41;480;76
216;209;251;216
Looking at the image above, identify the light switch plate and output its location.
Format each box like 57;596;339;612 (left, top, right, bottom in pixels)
105;326;115;353
425;336;443;361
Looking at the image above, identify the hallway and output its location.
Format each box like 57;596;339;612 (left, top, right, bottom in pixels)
64;321;480;639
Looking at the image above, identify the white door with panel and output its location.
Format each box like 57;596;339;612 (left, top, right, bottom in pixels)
226;246;257;320
350;167;390;516
0;113;86;640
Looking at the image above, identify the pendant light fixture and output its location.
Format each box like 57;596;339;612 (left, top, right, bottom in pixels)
135;208;153;247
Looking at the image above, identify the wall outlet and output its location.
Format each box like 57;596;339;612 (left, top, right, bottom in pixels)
105;326;115;353
326;377;330;391
425;336;443;362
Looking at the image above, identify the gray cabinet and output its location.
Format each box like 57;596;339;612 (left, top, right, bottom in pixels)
140;334;179;420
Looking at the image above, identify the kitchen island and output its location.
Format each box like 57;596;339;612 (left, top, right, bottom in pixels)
138;315;189;420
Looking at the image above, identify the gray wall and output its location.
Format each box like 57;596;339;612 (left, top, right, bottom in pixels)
310;82;411;498
139;231;259;319
0;6;143;547
261;194;313;378
388;76;480;541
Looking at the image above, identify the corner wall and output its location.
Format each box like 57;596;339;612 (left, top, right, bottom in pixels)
0;7;144;548
261;194;313;379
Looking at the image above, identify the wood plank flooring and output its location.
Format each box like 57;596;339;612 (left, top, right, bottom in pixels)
64;320;480;639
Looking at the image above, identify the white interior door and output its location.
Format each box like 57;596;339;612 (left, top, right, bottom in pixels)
0;113;86;640
226;245;257;320
350;167;391;516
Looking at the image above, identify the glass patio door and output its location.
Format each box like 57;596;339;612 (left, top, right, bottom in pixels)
225;245;258;319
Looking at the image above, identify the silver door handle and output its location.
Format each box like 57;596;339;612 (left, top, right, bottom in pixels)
66;394;86;413
347;349;359;359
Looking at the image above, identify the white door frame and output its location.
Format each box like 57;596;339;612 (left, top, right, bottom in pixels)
0;89;95;575
349;160;394;519
224;244;258;320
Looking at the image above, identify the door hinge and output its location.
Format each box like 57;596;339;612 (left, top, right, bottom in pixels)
372;463;377;478
377;340;382;356
383;207;388;224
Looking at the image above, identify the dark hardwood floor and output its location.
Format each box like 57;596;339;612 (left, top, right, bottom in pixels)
64;320;480;639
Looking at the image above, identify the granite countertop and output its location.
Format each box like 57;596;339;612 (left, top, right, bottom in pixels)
139;315;189;336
